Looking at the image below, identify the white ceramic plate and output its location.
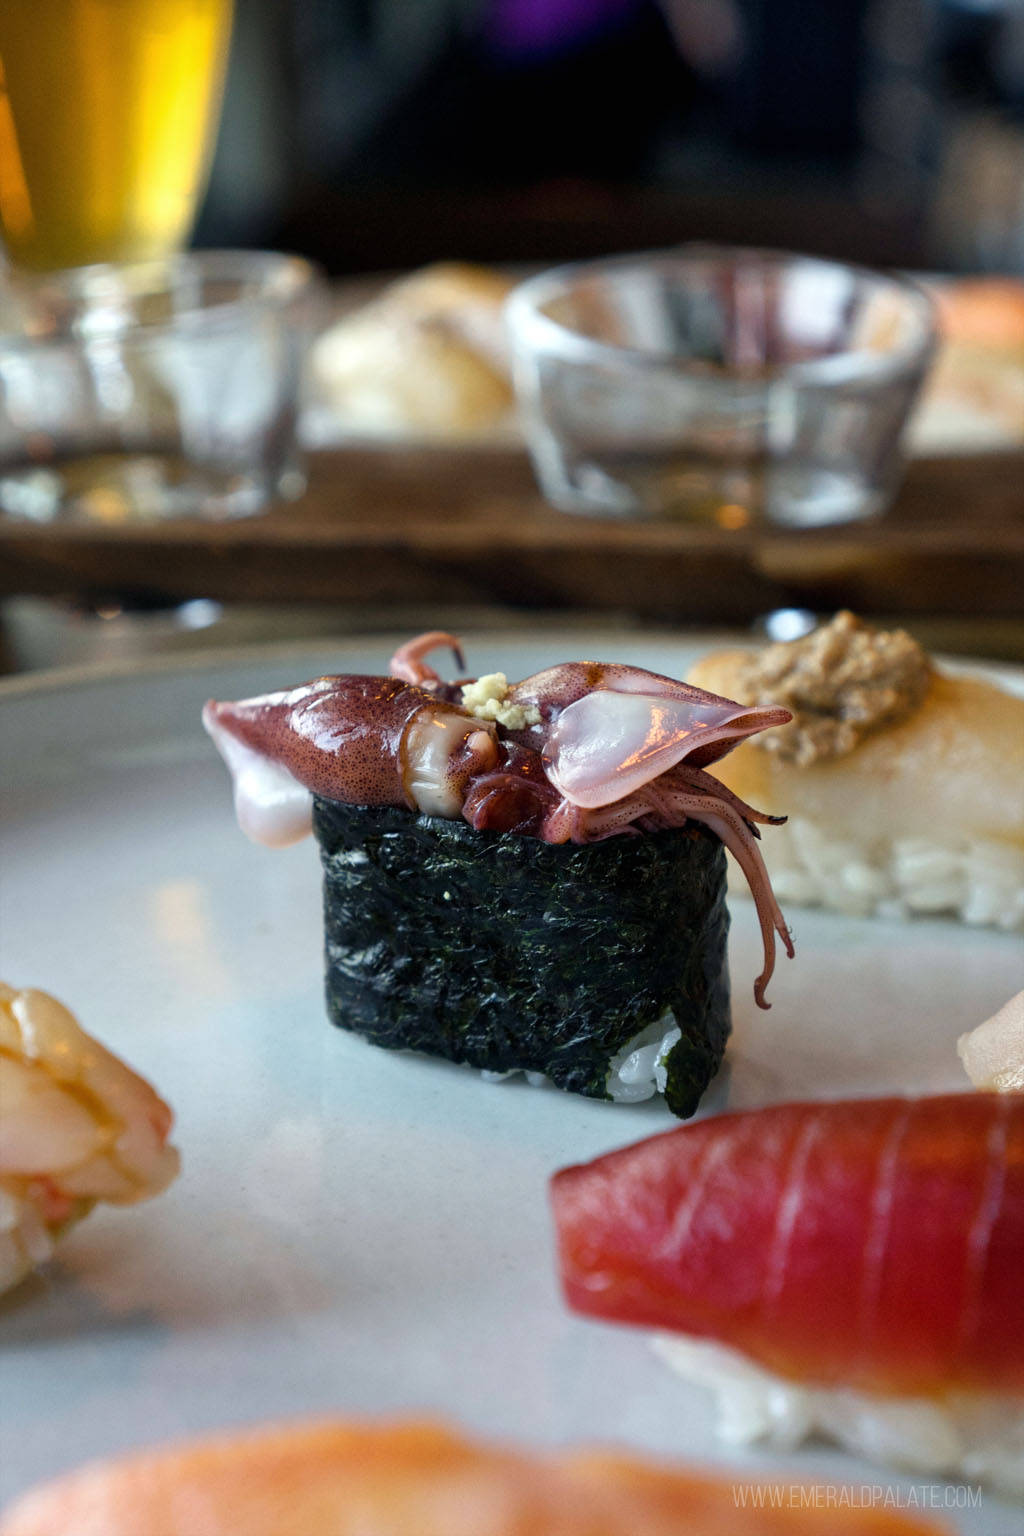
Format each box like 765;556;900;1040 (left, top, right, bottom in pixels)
2;633;1022;1531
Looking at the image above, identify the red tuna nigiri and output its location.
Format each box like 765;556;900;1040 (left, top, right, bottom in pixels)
551;1093;1024;1398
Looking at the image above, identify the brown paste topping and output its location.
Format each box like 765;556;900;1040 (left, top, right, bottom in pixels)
733;611;933;766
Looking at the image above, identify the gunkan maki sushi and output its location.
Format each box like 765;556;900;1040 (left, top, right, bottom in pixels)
202;631;794;1118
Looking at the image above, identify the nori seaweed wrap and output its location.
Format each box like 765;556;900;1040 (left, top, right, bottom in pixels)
314;799;731;1119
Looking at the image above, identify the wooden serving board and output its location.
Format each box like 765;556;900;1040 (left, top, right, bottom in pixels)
0;447;1021;622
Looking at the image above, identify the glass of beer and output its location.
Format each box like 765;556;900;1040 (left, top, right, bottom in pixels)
0;0;233;271
0;1;321;527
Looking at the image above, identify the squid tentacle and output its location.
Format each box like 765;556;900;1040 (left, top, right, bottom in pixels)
389;630;465;687
660;763;788;839
544;776;792;1008
541;798;644;844
649;784;794;1010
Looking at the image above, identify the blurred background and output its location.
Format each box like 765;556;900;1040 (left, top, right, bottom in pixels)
195;0;1024;276
1;0;1022;674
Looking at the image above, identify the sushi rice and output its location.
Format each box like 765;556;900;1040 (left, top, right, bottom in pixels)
653;1334;1024;1500
742;824;1024;932
481;1014;684;1104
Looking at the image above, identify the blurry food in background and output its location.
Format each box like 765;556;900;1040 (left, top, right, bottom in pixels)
688;611;1024;930
958;989;1024;1092
910;276;1024;452
0;0;233;270
0;1416;951;1536
0;982;179;1295
308;262;515;439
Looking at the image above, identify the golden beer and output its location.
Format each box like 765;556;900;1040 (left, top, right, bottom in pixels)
0;0;233;271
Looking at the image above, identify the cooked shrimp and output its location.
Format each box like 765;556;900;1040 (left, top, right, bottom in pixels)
0;983;179;1294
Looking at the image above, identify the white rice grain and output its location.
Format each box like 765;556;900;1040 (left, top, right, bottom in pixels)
480;1013;682;1105
653;1333;1024;1500
737;821;1024;933
607;1015;682;1104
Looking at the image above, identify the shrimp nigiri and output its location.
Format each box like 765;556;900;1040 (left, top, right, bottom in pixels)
0;1417;950;1536
0;983;179;1294
551;1094;1024;1496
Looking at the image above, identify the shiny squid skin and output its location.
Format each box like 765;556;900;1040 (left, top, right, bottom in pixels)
203;676;485;809
507;662;789;773
551;1093;1024;1398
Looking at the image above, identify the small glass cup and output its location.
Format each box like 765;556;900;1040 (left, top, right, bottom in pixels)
505;246;936;528
0;249;322;523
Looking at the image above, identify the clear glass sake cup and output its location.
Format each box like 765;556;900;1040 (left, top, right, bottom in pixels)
0;250;322;523
506;246;936;528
